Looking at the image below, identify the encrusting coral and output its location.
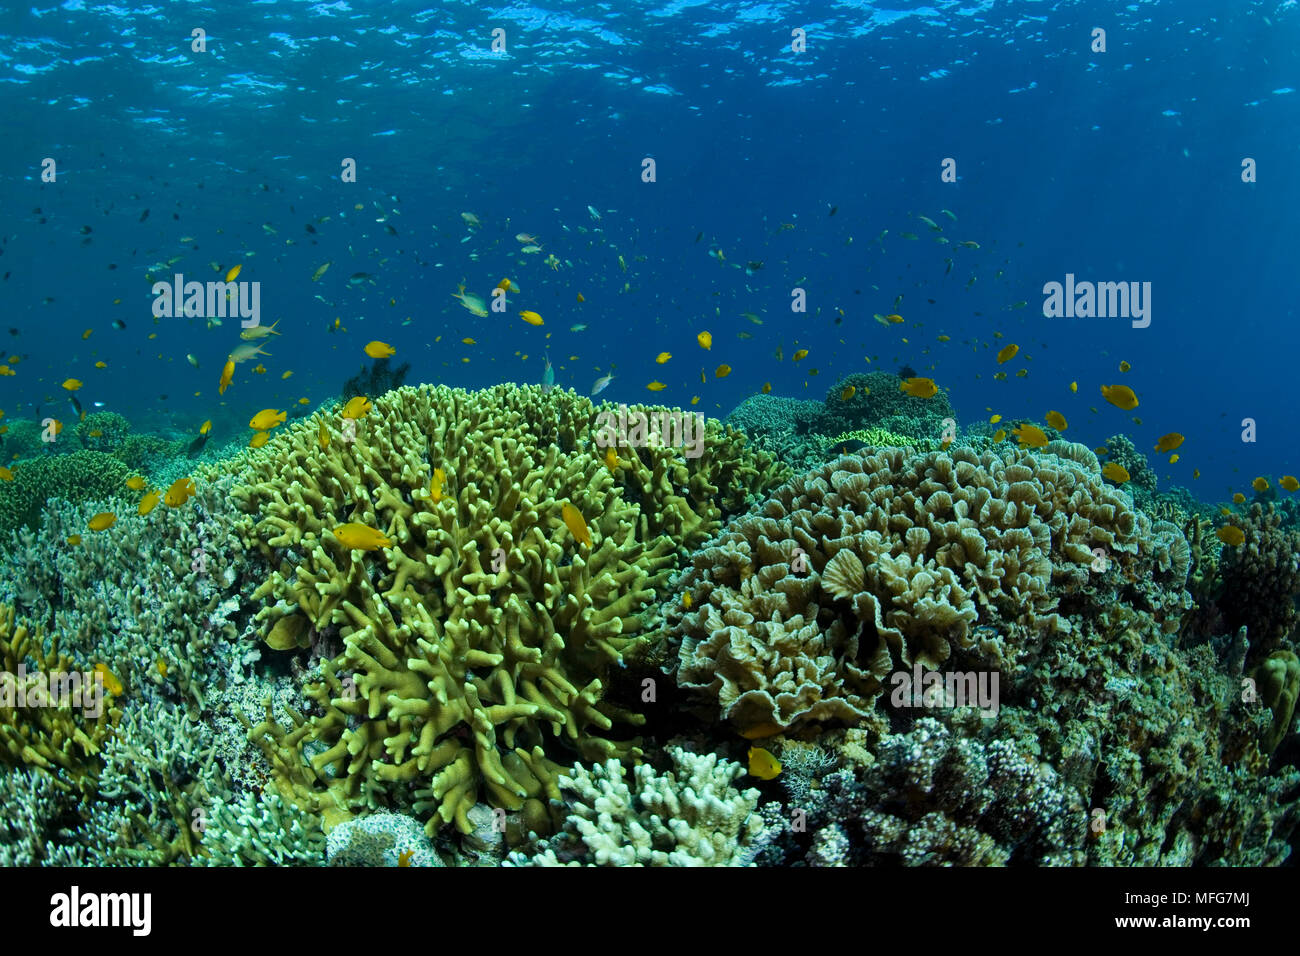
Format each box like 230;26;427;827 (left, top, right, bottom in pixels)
233;383;786;835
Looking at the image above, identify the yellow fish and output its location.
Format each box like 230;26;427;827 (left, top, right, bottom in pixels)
682;592;692;609
311;261;332;282
1253;476;1269;493
1045;410;1067;431
655;352;672;364
647;381;667;391
793;349;809;362
240;319;281;341
690;396;700;405
297;397;310;406
1193;469;1201;480
282;370;293;380
364;341;396;358
88;512;117;531
1153;433;1184;453
1281;476;1300;492
200;420;212;435
605;447;618;473
993;372;1007;381
82;329;93;340
462;337;476;345
989;414;1002;424
1102;462;1131;484
62;378;83;391
66;534;81;546
884;313;904;324
341;396;372;419
333;523;394;551
249;409;287;430
561;502;592;548
899;377;938;398
996;343;1018;364
125;475;147;491
1015;369;1028;378
496;277;520;293
697;331;712;350
156;659;168;678
138;490;161;516
249;431;271;448
0;467;12;482
1013;424;1049;448
451;285;488;317
318;422;330;451
1216;525;1245;547
1119;360;1131;372
1100;384;1139;410
519;310;544;326
94;663;123;696
937;334;950;342
576;292;585;302
164;477;196;508
218;359;235;395
747;747;782;780
225;263;242;282
841;386;856;401
429;467;446;503
1069;381;1078;393
715;364;732;378
761;383;771;394
94;361;107;369
1169;454;1180;464
1233;493;1246;504
253;365;267;375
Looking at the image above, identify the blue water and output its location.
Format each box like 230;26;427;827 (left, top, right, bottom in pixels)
2;0;1297;498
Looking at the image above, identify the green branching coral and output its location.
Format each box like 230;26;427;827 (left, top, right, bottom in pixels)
0;451;130;542
824;426;929;449
74;411;130;451
233;384;786;835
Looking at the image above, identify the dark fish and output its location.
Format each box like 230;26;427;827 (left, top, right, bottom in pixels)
139;209;149;222
80;225;92;234
186;433;210;457
7;328;16;336
112;319;126;330
305;223;316;234
385;224;397;236
744;260;763;275
68;394;83;417
694;232;702;243
107;264;117;270
828;205;837;216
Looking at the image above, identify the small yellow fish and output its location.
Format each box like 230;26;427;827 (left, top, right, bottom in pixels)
1169;453;1180;464
253;364;267;375
647;381;667;391
690;396;700;405
496;277;520;293
1045;410;1067;431
1119;360;1131;373
1193;469;1200;480
519;310;544;326
1013;424;1049;448
249;409;287;430
282;370;293;380
225;263;242;282
655;352;672;364
66;534;81;546
163;477;196;508
1015;369;1028;378
1102;462;1131;484
1069;381;1078;393
715;364;732;378
1100;384;1139;411
561;503;592;548
88;512;117;531
318;422;330;451
793;349;809;362
576;292;585;302
996;344;1018;365
156;659;168;679
333;523;394;551
82;329;93;340
364;341;396;359
993;372;1007;381
218;359;235;395
341;396;372;419
682;592;692;609
1233;493;1246;504
199;420;212;435
884;313;904;324
429;467;446;503
94;361;107;369
0;467;12;482
747;746;782;780
841;386;856;401
604;447;618;473
1154;433;1184;453
1281;475;1300;492
761;383;771;394
899;377;938;398
62;378;83;391
462;337;476;345
1216;525;1245;547
125;475;147;491
1253;476;1270;493
249;431;271;448
697;331;712;350
989;414;1002;424
94;663;123;696
311;261;331;282
138;490;161;515
937;334;950;342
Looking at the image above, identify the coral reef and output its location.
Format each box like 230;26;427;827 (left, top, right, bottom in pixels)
325;811;440;866
666;442;1189;735
200;791;326;866
234;384;786;835
74;411;130;452
505;746;773;866
0;451;130;542
1216;503;1300;665
343;357;411;401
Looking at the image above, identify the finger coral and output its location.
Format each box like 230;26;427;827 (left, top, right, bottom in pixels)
234;384;786;834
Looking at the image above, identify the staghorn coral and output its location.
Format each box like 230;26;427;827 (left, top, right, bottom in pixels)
234;384;785;835
74;411;130;451
668;442;1189;735
200;790;327;866
505;746;773;866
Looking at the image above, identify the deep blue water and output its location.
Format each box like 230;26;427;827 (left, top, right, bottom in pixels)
2;0;1297;498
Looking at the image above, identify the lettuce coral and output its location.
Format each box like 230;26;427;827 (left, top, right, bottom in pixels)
234;384;786;834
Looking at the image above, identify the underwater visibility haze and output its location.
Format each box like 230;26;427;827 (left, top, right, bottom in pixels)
0;0;1298;871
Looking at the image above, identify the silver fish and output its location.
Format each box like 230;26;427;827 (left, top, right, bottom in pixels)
591;374;613;396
